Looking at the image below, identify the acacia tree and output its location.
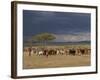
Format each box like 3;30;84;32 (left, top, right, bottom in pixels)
32;33;56;47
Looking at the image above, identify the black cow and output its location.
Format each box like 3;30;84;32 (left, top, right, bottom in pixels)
69;49;76;56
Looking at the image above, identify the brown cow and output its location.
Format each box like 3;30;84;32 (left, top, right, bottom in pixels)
28;47;32;56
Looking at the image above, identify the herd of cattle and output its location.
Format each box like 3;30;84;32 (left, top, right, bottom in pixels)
24;47;91;57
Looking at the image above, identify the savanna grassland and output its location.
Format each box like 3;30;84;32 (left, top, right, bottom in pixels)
23;44;91;69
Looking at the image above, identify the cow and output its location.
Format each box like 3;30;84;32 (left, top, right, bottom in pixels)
87;49;91;55
38;50;44;56
69;48;76;56
64;48;69;56
59;49;65;55
23;47;28;53
79;49;85;55
77;48;90;56
28;47;32;56
56;49;60;55
43;49;49;57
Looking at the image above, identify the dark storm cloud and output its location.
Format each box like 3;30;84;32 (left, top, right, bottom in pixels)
23;10;91;42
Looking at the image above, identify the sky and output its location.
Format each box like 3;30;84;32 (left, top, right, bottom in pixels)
23;10;91;42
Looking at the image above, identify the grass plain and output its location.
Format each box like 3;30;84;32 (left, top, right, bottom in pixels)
23;44;91;69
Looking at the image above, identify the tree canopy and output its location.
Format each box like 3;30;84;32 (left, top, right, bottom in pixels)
32;33;56;42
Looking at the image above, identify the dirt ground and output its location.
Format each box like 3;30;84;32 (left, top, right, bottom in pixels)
23;53;90;69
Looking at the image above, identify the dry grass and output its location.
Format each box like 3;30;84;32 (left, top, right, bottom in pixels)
23;53;90;69
23;44;91;69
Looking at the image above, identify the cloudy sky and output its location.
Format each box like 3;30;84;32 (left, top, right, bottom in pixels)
23;10;91;42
